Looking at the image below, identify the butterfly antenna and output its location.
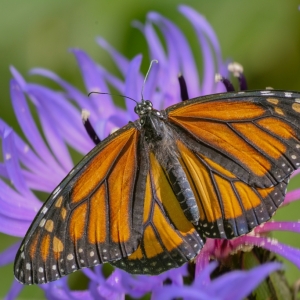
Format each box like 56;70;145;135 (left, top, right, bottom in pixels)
88;92;138;104
141;59;158;101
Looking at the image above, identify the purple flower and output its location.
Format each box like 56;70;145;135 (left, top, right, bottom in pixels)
0;5;297;300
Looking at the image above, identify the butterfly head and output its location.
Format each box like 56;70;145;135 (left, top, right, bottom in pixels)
134;100;153;116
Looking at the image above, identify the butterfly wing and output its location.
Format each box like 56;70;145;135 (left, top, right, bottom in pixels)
14;124;146;284
167;91;300;238
111;152;204;274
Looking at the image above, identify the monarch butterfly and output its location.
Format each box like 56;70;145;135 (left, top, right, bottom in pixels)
14;82;300;284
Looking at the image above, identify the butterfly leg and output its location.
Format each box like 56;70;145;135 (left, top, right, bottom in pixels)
166;155;200;225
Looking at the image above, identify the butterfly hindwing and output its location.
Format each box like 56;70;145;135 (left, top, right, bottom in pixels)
111;152;204;274
14;124;145;284
176;139;289;238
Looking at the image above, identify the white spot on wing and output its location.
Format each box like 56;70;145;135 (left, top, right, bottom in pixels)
53;186;61;196
39;218;46;227
41;207;48;214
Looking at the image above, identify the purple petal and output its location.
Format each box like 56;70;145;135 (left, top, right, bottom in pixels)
0;213;32;236
10;79;65;175
95;112;130;139
0;164;40;211
82;268;104;284
255;221;300;234
195;257;216;284
0;119;58;187
0;241;21;266
21;169;58;193
2;127;32;197
179;5;223;71
179;5;224;95
152;285;210;300
71;49;117;117
0;191;37;221
209;262;282;300
143;16;181;108
43;278;93;300
96;37;129;77
26;83;94;155
231;235;300;269
147;12;201;98
4;280;24;300
195;248;211;276
37;105;73;171
29;68;95;114
10;66;27;89
97;65;125;93
291;169;300;177
124;55;143;119
283;188;300;205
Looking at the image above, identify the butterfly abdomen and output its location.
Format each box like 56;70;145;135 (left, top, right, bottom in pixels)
166;155;200;225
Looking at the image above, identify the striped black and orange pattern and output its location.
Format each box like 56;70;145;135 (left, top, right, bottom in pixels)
14;90;300;284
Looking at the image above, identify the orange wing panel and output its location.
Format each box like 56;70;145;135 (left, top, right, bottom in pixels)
143;225;164;258
177;141;221;222
88;184;107;244
232;123;286;159
69;202;87;242
127;245;143;260
40;234;50;262
72;128;137;203
213;174;242;219
152;204;184;252
256;117;296;140
169;101;265;120
108;131;138;243
173;120;271;177
149;153;195;234
53;236;64;253
234;182;262;210
29;233;39;259
143;175;152;224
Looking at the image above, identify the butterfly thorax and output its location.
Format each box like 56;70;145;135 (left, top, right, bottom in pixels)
134;100;165;142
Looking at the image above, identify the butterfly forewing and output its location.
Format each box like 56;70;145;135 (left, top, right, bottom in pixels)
167;92;300;189
14;124;146;284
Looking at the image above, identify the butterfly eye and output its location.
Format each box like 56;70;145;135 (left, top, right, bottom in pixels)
145;100;153;107
134;104;142;115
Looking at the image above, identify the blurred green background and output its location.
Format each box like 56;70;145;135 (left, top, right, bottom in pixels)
1;0;300;298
